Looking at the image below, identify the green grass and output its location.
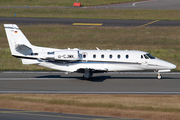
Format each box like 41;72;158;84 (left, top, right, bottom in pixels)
0;24;180;71
1;0;180;20
1;8;180;20
0;0;144;6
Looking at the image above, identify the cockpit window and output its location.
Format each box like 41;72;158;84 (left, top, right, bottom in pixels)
144;54;149;59
146;53;155;59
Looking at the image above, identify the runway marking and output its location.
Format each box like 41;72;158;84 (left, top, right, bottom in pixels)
0;78;74;80
0;111;91;120
132;0;157;6
138;20;159;27
0;110;118;120
3;71;64;74
73;23;103;26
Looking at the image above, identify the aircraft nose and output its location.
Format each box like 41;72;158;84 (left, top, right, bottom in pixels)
167;63;176;69
157;59;177;70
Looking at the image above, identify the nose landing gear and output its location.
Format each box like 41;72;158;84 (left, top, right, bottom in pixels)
155;70;172;79
155;70;162;79
157;73;162;79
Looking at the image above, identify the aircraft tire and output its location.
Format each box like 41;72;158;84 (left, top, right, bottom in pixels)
157;74;162;79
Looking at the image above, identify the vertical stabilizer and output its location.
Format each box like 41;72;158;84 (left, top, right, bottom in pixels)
4;24;33;56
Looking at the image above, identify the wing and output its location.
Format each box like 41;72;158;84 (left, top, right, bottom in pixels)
76;68;108;73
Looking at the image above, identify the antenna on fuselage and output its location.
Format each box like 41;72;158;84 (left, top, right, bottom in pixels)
96;47;100;50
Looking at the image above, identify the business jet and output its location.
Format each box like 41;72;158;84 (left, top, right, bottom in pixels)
4;24;176;79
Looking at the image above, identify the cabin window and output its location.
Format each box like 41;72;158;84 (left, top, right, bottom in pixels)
101;54;104;58
93;54;96;58
83;54;86;58
117;54;120;59
126;55;129;59
141;55;143;59
109;54;112;59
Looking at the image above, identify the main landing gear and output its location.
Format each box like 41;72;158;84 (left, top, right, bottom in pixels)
82;69;93;80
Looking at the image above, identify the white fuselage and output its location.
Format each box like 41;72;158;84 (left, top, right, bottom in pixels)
35;49;176;73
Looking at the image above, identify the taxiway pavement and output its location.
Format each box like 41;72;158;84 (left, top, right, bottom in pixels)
0;0;179;10
88;0;180;9
1;17;180;27
0;72;180;94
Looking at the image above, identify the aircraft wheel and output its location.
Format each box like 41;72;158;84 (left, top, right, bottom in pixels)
82;75;89;80
82;75;85;80
157;74;162;79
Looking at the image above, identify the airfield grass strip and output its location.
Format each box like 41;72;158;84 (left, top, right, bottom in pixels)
0;0;144;7
1;96;180;113
0;24;179;71
0;94;180;120
1;8;180;20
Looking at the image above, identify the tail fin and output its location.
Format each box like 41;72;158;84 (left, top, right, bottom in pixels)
4;24;33;56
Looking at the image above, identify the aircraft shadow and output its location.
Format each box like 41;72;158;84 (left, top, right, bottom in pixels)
78;76;111;82
36;75;62;78
84;76;178;82
36;75;107;82
36;75;178;82
36;75;108;82
107;77;177;80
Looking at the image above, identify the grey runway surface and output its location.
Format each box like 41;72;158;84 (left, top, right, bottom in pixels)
1;17;180;27
88;0;180;9
0;108;129;120
0;71;180;94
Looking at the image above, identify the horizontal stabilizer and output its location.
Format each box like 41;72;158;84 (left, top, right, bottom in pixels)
21;59;39;65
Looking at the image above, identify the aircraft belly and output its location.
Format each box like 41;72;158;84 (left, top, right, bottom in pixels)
71;62;105;71
38;61;169;72
38;61;70;71
38;61;144;71
38;61;105;72
104;63;143;71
